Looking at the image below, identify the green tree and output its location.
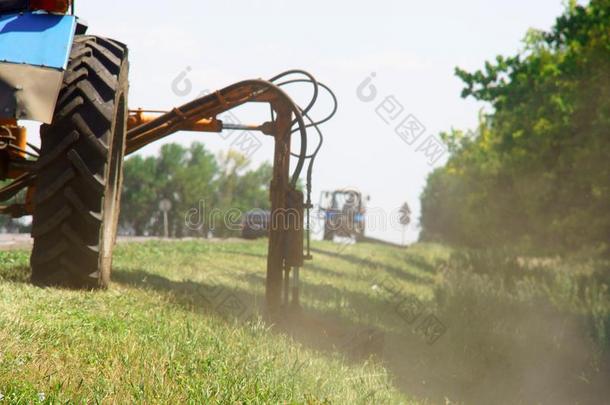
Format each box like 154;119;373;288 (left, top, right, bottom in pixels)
120;143;271;238
176;143;218;237
119;155;158;235
421;0;610;254
211;150;272;237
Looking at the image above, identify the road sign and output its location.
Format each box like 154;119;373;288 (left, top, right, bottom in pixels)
399;202;411;226
159;198;172;212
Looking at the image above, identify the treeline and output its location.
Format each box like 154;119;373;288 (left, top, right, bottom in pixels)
119;143;271;237
420;1;609;254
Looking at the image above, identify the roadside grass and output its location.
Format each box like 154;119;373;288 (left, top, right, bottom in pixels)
430;248;610;405
0;241;415;404
1;239;608;404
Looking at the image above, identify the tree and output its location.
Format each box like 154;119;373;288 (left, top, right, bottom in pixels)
211;150;271;237
420;0;610;254
120;155;158;235
176;143;218;237
119;143;271;238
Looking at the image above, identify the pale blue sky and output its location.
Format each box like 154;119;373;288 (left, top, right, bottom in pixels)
61;0;575;243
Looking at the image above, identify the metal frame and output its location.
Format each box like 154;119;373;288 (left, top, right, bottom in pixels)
0;78;307;315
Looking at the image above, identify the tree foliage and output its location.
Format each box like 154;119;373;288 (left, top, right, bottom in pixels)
420;0;609;254
120;143;271;237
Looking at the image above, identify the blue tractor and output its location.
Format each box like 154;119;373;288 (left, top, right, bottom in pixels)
0;0;336;312
319;189;368;242
1;0;129;288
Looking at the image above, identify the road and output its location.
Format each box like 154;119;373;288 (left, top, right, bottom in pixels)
0;234;187;251
0;233;33;251
0;234;247;251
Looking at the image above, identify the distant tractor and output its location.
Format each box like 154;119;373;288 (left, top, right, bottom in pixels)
0;0;335;312
319;189;368;242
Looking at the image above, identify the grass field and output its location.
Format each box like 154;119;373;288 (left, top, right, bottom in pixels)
0;239;608;404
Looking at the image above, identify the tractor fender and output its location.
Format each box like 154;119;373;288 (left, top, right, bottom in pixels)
0;11;76;123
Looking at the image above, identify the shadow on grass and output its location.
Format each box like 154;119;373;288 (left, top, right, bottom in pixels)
110;255;481;404
113;243;610;405
0;265;30;284
111;264;446;399
212;249;268;260
112;269;263;323
309;246;435;286
3;240;604;405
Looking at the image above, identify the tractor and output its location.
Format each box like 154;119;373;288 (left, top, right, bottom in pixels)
0;0;335;313
319;189;368;242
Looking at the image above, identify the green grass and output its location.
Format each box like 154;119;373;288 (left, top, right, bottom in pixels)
0;240;609;404
0;241;416;404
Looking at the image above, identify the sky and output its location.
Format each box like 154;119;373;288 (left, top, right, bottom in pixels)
31;0;575;243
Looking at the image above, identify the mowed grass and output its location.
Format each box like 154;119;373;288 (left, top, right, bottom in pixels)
0;241;418;404
1;239;609;404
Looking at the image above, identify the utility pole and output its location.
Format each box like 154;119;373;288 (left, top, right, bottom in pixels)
159;199;172;238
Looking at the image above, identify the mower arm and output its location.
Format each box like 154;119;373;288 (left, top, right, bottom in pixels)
126;78;309;314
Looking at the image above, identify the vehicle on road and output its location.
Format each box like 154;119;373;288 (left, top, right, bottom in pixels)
319;189;368;241
241;209;271;239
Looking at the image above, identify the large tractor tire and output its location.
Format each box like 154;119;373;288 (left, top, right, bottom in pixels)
30;35;129;289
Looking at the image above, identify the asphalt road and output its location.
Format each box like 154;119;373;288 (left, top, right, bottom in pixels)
0;234;404;252
0;234;222;251
0;233;33;251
